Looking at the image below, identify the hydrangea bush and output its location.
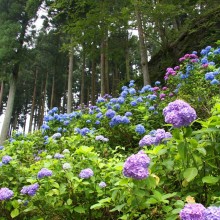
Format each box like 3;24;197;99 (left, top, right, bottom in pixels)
0;44;220;219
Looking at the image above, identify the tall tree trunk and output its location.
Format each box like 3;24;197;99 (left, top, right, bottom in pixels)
28;69;38;133
0;73;18;144
91;59;96;105
100;39;106;96
125;31;130;81
112;63;119;97
80;49;86;105
104;35;109;95
50;74;55;109
39;72;48;127
0;81;4;115
135;3;150;85
67;48;73;114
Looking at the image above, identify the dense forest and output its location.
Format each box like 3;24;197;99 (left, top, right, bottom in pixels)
0;0;220;144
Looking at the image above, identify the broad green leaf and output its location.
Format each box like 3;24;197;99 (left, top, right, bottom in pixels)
11;209;19;218
177;142;186;159
183;167;198;182
67;198;72;205
90;203;103;210
74;206;86;213
202;176;219;184
110;204;126;212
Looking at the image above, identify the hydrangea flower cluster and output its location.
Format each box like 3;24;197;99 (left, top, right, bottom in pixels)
99;181;107;188
105;109;116;119
139;129;172;147
163;100;197;128
95;135;109;142
109;115;130;127
135;124;146;135
0;187;14;200
51;133;62;139
204;206;220;219
37;168;53;179
62;163;71;170
123;151;150;180
54;153;64;159
179;203;206;220
20;183;39;196
79;168;94;179
2;155;12;164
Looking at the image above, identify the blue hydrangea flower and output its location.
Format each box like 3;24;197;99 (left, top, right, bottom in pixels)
155;81;161;85
210;79;219;85
51;133;61;139
37;168;52;179
149;106;155;111
163;100;197;128
0;188;14;200
0;146;4;150
20;183;39;196
123;151;150;180
179;203;206;220
96;112;103;119
135;124;146;135
204;206;220;220
129;88;136;95
117;97;125;104
125;112;132;117
105;109;116;119
205;72;215;80
2;155;12;164
130;101;137;106
80;128;90;136
79;168;94;179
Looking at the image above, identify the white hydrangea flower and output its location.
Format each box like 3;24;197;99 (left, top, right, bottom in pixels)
63;163;71;170
46;155;52;159
62;149;70;154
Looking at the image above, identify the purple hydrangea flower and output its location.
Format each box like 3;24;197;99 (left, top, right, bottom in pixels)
2;155;12;164
95;135;109;142
54;153;64;159
99;181;107;188
0;187;14;200
139;129;172;147
179;203;206;220
135;124;146;135
123;151;150;180
79;168;94;179
21;183;39;196
37;168;53;179
163;100;197;128
204;206;220;220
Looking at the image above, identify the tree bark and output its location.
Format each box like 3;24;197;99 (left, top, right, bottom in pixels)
0;81;4;115
100;39;106;96
80;49;85;105
135;3;151;85
50;74;55;109
0;74;17;144
39;72;48;127
104;35;109;95
125;31;130;82
67;48;73;114
28;69;38;133
91;59;96;105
